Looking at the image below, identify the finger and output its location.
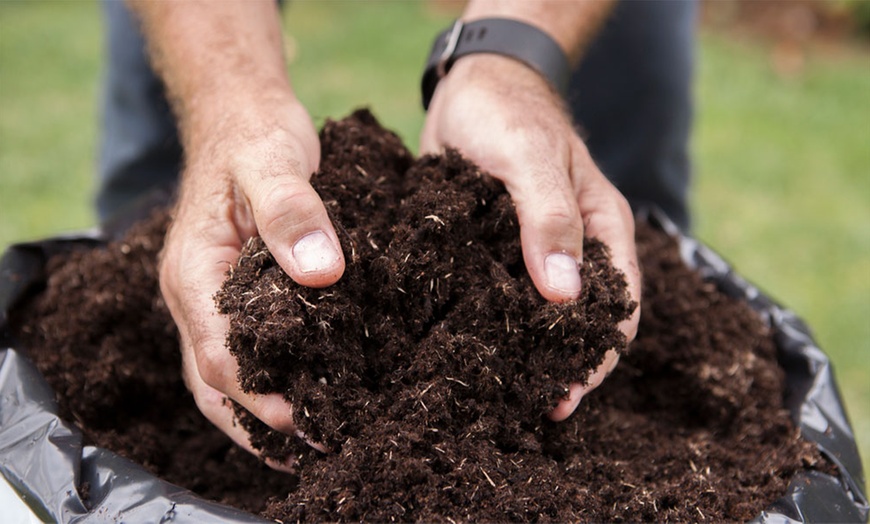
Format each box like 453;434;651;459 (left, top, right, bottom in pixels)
419;115;441;155
547;149;639;422
549;349;620;422
181;351;297;472
500;149;585;304
182;332;327;459
166;231;299;433
160;219;318;449
573;152;642;342
233;128;344;287
238;154;345;289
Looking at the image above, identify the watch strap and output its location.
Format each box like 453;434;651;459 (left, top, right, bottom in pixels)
421;18;571;110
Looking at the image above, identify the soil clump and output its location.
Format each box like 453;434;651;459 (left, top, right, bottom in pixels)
11;110;824;521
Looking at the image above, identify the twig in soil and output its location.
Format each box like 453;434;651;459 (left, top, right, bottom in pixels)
296;294;317;309
444;377;469;388
244;294;263;310
548;315;565;331
481;467;497;488
367;233;379;250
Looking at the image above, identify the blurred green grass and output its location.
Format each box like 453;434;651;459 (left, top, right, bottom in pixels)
694;34;870;479
1;0;867;479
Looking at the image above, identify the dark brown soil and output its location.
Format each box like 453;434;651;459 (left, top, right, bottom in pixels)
12;110;825;522
10;210;292;514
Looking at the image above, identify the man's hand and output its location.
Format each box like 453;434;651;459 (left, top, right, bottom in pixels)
159;97;342;468
129;0;342;468
421;54;641;421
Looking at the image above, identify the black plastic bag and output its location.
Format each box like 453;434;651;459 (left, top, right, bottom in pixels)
0;210;866;523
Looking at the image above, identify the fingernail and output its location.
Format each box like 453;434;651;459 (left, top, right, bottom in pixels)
266;456;298;473
296;429;330;453
544;253;581;297
292;231;341;273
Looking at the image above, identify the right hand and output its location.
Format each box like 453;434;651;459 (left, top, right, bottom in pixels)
158;96;344;470
421;55;641;420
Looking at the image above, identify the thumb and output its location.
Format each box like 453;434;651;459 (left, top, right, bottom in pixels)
244;174;345;288
507;166;585;304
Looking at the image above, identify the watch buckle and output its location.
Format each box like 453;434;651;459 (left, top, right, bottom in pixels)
436;20;464;79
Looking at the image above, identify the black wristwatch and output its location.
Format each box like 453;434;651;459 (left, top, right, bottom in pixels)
421;18;571;110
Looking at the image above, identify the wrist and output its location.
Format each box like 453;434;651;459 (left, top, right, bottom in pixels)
129;0;295;151
460;0;616;64
183;88;310;159
421;18;570;110
444;53;556;97
428;52;566;119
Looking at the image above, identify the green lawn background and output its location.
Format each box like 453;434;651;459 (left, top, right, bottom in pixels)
1;1;868;479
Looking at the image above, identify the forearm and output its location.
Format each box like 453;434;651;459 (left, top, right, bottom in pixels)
127;0;294;151
460;0;616;64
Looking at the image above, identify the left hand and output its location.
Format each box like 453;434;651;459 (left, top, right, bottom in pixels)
421;55;641;420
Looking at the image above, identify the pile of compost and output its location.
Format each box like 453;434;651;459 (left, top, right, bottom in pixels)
11;111;826;522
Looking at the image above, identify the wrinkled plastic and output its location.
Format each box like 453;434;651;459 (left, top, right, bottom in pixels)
0;235;271;524
0;210;866;523
638;209;868;523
